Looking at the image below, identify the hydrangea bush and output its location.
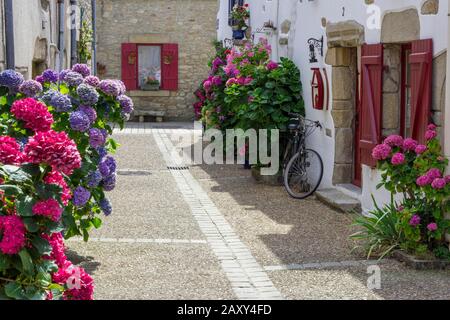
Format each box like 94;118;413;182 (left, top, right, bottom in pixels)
0;66;134;241
0;136;93;299
194;39;304;132
354;125;450;259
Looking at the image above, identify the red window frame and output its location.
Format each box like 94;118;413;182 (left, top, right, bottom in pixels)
400;43;412;138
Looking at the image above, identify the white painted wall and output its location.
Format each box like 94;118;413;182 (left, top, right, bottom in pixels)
217;0;448;213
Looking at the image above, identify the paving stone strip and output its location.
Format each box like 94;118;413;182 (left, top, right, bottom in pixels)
264;259;391;271
153;129;284;300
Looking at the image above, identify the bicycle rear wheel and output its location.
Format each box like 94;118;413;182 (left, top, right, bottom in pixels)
283;149;323;199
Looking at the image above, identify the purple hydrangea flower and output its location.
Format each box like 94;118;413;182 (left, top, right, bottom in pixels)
102;174;116;192
391;153;405;166
99;80;121;97
431;178;446;190
87;170;103;188
64;71;84;87
97;147;108;159
117;95;134;114
72;64;91;77
78;105;97;123
89;128;107;148
427;223;438;232
42;89;72;112
99;198;112;216
0;70;24;91
73;186;91;207
42;69;59;83
19;80;43;97
84;75;100;87
69;111;91;132
35;75;45;84
77;83;99;105
99;156;116;177
59;69;71;81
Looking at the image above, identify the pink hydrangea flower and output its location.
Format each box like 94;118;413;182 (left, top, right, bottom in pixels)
384;135;403;147
427;223;438;232
415;144;427;155
0;136;24;165
224;63;239;77
425;130;437;141
11;98;54;132
391;153;405;165
409;215;421;227
372;144;392;161
226;78;239;87
426;168;442;180
416;175;432;187
428;124;437;131
402;138;418;152
0;215;26;255
32;199;63;221
24;130;81;175
445;175;450;183
44;171;72;205
52;263;94;300
203;80;212;92
267;60;279;71
431;178;446;190
42;232;67;268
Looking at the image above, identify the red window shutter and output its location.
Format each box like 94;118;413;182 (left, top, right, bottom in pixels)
161;43;179;91
409;39;433;143
359;44;383;167
121;43;137;91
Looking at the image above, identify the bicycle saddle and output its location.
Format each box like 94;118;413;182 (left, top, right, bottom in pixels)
288;119;301;131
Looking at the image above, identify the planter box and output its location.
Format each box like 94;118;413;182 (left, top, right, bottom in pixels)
393;250;450;270
141;83;160;91
251;167;283;186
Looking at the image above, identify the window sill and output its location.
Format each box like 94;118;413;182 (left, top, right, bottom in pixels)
127;90;171;97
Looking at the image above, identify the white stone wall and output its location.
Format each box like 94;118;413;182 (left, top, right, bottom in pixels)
217;0;448;213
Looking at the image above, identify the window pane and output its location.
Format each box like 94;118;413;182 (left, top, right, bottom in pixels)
404;49;412;137
138;46;161;88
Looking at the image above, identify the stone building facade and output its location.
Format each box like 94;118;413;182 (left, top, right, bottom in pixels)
96;0;218;121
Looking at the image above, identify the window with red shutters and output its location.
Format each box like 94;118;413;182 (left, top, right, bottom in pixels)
161;43;179;91
358;44;383;167
409;39;433;144
121;43;138;91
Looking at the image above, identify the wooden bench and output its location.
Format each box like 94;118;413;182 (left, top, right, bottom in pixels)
133;110;166;123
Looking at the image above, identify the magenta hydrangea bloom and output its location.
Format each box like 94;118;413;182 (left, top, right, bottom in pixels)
0;136;24;165
428;124;437;131
42;232;67;268
391;153;405;165
426;168;442;180
212;76;222;86
372;144;392;161
384;135;403;147
409;215;421;227
44;170;72;205
427;223;438;232
0;215;26;255
32;199;63;222
445;175;450;184
415;144;427;155
203;80;212;92
425;130;437;141
226;78;239;87
224;63;240;77
416;175;432;187
402;138;418;151
11;98;54;132
267;60;279;71
24;130;81;175
52;264;94;300
431;178;446;190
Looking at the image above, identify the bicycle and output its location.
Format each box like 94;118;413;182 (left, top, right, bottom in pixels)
282;113;324;199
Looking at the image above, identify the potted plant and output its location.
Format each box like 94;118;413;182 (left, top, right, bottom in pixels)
231;3;250;40
141;76;160;91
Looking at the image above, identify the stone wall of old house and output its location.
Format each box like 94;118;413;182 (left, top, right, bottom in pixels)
96;0;218;121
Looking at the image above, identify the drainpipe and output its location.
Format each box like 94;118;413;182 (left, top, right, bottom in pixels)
70;0;78;66
91;0;97;75
57;0;66;71
274;0;280;61
445;0;450;246
4;0;15;69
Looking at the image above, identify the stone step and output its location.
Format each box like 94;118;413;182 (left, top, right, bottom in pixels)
315;188;361;213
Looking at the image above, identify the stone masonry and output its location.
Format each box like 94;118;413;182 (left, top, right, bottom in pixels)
96;0;218;120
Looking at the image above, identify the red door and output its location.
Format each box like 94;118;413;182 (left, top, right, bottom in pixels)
356;44;383;182
354;68;361;187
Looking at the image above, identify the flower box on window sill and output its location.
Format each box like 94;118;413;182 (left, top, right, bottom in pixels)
141;83;160;91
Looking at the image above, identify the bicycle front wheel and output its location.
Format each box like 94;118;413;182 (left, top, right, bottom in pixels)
283;149;323;199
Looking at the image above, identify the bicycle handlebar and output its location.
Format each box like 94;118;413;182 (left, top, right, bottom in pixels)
287;113;322;129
